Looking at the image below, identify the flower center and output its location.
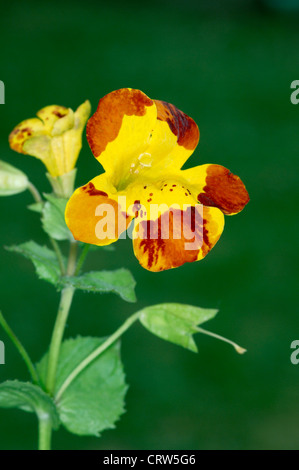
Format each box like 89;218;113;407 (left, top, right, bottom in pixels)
130;152;153;175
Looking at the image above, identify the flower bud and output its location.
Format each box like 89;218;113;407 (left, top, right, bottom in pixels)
0;160;29;196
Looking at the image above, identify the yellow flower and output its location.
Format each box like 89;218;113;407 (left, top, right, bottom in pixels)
9;101;91;178
65;88;249;272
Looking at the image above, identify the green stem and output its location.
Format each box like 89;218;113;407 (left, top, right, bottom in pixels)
55;312;140;402
75;244;90;275
45;286;75;395
38;413;52;450
46;241;78;396
27;182;42;203
66;241;78;276
0;310;39;384
42;239;78;449
49;238;66;275
195;326;247;354
27;181;65;276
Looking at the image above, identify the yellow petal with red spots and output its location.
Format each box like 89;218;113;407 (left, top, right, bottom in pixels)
9;118;47;154
125;175;223;271
145;100;199;174
86;90;199;187
37;105;69;133
133;204;224;272
86;88;157;187
182;164;250;215
125;173;196;217
65;174;132;246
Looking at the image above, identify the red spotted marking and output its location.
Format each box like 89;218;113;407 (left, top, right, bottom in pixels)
154;100;199;151
134;206;203;271
82;182;108;197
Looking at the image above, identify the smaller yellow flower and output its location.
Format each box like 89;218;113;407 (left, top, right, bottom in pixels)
9;101;91;178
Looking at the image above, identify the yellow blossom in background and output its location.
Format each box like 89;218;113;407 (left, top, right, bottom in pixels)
9;101;91;178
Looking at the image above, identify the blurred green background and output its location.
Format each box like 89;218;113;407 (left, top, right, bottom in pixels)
0;0;298;450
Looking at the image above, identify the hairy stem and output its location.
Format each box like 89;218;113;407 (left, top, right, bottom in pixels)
55;312;140;402
0;310;39;384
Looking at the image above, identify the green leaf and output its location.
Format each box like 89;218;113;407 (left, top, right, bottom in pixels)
27;202;44;213
0;380;59;429
0;160;29;196
138;303;218;352
6;241;63;285
37;336;127;436
63;269;137;302
41;194;73;241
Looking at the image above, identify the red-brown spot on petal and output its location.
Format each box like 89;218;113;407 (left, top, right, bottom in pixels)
82;182;108;197
9;126;35;153
66;187;131;246
133;200;142;212
197;165;250;215
87;89;153;158
154;100;199;151
52;110;66;118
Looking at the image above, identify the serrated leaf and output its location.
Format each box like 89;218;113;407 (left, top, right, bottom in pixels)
6;241;63;285
138;303;218;352
0;160;29;196
41;194;73;241
37;336;127;436
0;380;59;429
63;269;136;302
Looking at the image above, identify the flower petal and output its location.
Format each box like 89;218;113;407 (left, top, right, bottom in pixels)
65;174;132;246
127;175;224;271
145;100;199;173
133;204;224;272
182;164;250;215
37;105;69;132
9;118;46;154
51;109;74;136
86;88;156;186
74;100;92;129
